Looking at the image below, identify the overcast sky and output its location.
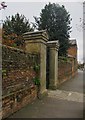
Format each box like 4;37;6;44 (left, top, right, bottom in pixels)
0;0;84;63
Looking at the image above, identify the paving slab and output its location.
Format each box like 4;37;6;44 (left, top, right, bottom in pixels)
9;97;83;118
48;90;83;103
58;70;83;93
8;70;84;119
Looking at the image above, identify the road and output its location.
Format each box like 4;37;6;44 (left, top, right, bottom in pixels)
9;70;84;118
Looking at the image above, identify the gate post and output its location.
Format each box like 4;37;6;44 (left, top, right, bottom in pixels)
47;41;59;89
23;30;48;97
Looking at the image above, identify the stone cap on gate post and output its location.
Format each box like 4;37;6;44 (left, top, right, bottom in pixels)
23;30;49;45
47;40;59;51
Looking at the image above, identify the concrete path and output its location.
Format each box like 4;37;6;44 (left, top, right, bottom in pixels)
9;97;83;118
9;70;83;118
48;89;83;103
58;70;83;93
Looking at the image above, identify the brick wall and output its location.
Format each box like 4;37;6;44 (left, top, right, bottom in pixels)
58;58;72;84
2;45;40;119
67;41;78;77
68;45;77;58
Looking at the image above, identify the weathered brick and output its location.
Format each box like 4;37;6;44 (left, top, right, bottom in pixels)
2;45;40;119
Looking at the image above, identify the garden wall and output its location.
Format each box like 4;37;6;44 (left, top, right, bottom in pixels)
58;57;72;84
2;45;40;118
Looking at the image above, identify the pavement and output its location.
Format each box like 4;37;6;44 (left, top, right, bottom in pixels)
58;70;83;93
48;89;83;103
9;70;84;118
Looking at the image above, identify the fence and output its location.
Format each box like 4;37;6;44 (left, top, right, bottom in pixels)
2;45;40;118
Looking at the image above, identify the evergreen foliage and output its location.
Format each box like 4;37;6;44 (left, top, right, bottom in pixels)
34;3;72;56
3;13;34;46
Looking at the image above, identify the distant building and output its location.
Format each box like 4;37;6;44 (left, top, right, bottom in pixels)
67;38;78;75
68;39;77;59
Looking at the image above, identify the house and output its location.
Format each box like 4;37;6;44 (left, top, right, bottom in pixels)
67;39;78;75
68;39;77;59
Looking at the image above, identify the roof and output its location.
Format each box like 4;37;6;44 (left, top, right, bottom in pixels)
67;54;75;58
69;39;77;46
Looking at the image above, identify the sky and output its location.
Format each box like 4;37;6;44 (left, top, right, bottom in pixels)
0;0;84;63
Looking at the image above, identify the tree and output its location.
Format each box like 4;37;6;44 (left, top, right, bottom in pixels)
34;3;72;56
3;13;34;46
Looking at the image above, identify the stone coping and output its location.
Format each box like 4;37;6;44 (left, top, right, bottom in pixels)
23;30;49;42
23;30;47;35
2;44;39;55
47;40;59;44
47;40;59;49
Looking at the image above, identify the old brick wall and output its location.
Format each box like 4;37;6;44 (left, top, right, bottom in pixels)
2;45;40;118
68;46;77;58
58;58;72;84
67;42;78;76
